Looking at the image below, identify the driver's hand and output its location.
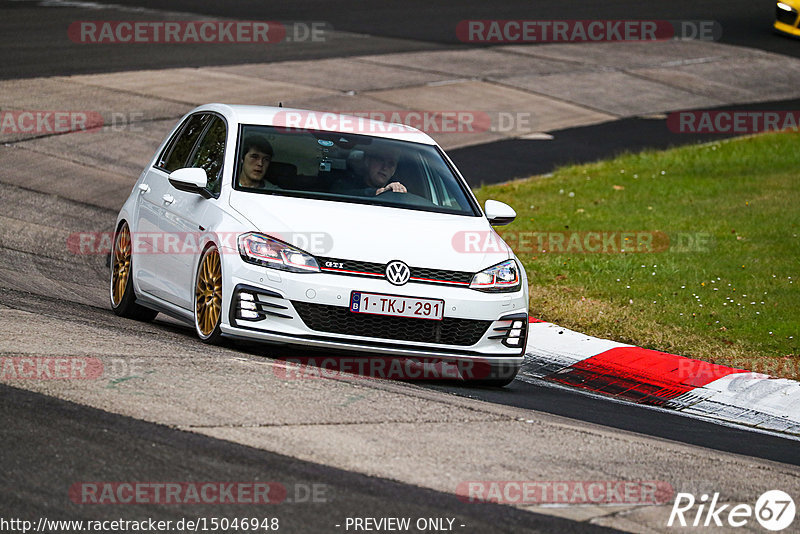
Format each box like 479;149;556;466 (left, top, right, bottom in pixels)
376;182;407;195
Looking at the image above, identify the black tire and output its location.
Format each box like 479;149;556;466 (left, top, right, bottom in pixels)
110;222;158;321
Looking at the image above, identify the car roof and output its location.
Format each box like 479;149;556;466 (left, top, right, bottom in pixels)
195;103;438;146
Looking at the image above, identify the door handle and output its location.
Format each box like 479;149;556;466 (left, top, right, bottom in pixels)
162;194;175;205
138;183;150;193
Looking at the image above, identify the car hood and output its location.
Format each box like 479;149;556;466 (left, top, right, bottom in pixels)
229;193;513;272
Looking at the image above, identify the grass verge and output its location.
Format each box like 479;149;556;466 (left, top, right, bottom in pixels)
473;131;800;379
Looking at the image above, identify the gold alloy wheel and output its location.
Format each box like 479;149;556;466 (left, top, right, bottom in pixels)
111;224;132;307
195;247;222;337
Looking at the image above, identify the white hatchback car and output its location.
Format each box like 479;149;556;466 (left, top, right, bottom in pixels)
111;104;528;385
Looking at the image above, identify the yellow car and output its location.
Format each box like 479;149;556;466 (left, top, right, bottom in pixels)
775;1;800;37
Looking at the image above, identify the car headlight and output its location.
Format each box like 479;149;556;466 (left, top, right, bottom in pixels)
238;232;320;273
470;259;521;293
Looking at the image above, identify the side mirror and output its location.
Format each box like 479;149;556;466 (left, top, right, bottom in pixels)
484;199;516;226
168;167;211;198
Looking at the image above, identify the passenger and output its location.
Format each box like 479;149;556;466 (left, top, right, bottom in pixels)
332;146;407;196
238;135;276;189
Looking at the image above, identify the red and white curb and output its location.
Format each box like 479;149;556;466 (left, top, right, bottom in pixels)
523;319;800;437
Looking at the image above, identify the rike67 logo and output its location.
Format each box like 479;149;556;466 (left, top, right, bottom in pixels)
668;490;795;531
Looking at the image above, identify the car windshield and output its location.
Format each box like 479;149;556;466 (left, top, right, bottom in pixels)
234;124;479;216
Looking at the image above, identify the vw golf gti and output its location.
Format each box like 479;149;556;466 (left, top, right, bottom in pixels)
110;104;528;385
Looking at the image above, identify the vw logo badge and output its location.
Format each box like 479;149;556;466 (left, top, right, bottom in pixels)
385;260;411;286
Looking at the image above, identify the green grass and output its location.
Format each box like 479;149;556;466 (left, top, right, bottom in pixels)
474;131;800;377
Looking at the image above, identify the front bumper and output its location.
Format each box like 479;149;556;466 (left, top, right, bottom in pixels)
219;257;528;367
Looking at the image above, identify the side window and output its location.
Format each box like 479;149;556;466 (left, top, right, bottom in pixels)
188;116;227;195
159;114;211;172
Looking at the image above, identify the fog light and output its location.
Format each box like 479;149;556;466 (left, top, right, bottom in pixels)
240;293;257;311
231;284;292;326
238;292;261;320
488;313;528;349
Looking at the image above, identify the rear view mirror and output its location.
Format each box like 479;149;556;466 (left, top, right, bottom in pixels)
168;167;211;198
484;199;516;226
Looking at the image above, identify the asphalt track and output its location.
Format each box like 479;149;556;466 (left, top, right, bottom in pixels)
2;0;797;80
2;384;616;534
2;1;800;531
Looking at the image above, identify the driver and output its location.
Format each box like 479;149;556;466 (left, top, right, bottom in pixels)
333;146;407;196
238;135;275;189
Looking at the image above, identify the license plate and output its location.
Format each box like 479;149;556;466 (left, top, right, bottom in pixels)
350;291;444;321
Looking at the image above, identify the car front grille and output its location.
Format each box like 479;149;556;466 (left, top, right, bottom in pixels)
777;5;799;25
317;256;473;286
411;266;472;285
292;301;491;346
318;257;384;277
